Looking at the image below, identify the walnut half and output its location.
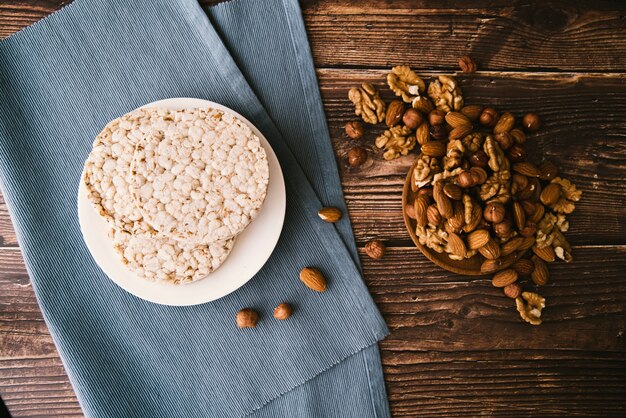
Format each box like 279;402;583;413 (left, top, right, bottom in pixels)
375;125;416;160
348;83;386;125
516;292;545;325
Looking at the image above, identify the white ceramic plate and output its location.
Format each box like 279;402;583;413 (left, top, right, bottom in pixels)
77;98;286;306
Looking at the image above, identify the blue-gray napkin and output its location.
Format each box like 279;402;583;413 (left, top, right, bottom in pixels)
0;0;390;417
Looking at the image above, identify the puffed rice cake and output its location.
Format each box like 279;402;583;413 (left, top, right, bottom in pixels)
83;107;265;284
129;108;269;243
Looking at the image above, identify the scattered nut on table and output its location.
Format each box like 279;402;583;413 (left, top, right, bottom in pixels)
273;303;293;320
365;240;386;260
236;308;259;328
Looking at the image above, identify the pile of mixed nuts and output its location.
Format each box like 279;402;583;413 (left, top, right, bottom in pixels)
345;57;582;325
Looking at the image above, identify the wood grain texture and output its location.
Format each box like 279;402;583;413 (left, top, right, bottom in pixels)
301;0;626;71
1;0;626;417
1;244;625;416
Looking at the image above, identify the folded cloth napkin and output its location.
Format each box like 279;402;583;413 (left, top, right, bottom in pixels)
0;0;390;416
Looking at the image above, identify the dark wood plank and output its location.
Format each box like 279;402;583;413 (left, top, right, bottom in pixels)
0;0;69;38
0;194;17;247
4;1;626;72
1;245;625;417
302;0;626;71
319;69;626;245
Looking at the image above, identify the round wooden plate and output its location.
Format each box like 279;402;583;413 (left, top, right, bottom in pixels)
402;155;527;276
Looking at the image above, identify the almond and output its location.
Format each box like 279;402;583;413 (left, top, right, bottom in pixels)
512;201;526;231
404;202;416;219
478;239;501;260
434;183;454;219
503;282;522;299
299;267;327;292
513;259;535;276
493;112;515;134
480;254;516;273
447;201;465;231
518;236;536;251
421;141;446;157
467;229;490;250
412;96;435;114
385;100;405;127
447;232;467;257
513;162;541;177
540;183;561;206
318;207;342;223
530;257;549;286
521;200;536;216
532;245;556;263
492;269;518;287
443;183;462;201
530;203;545;224
501;237;524;256
445;111;471;128
448;123;473;140
414;195;429;227
416;121;430;145
460;105;483;122
426;204;442;226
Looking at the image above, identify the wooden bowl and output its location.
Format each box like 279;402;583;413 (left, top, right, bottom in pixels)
402;155;527;276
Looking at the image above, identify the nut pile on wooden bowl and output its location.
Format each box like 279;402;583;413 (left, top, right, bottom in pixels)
346;61;582;325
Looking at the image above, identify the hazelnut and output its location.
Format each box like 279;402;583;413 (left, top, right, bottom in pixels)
508;144;526;162
469;167;488;184
494;132;513;150
469;150;489;168
344;121;364;139
273;303;293;320
402;108;423;129
512;174;529;191
385;100;405;127
365;240;386;260
483;202;505;223
347;147;367;167
457;171;475;188
503;282;522;299
429;124;448;140
539;161;558;180
236;308;259;328
458;55;477;73
417;187;434;199
510;128;526;144
429;109;446;126
493;219;513;238
479;107;499;127
523;113;541;132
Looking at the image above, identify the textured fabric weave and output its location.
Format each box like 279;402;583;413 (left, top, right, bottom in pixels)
0;0;390;416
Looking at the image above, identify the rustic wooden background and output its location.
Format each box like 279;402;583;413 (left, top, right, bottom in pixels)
1;0;626;416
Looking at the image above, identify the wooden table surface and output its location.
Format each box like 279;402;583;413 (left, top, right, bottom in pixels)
1;0;625;416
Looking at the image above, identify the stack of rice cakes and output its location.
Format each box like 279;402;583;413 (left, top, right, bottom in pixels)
83;108;269;284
